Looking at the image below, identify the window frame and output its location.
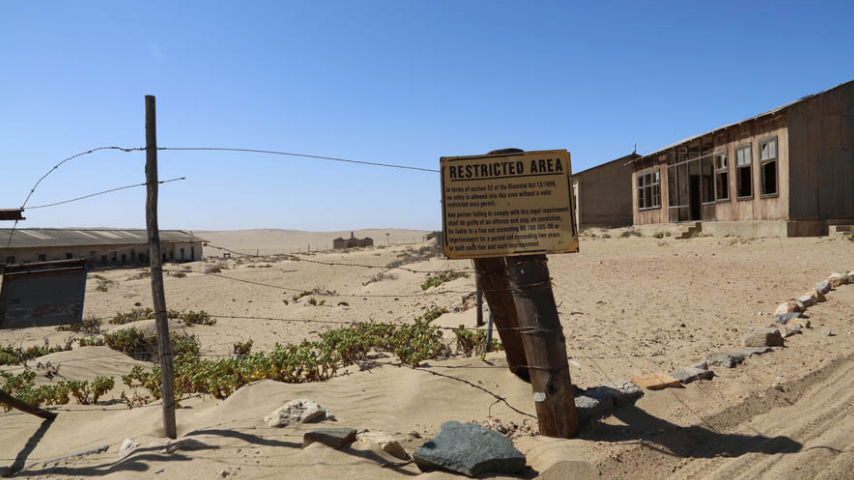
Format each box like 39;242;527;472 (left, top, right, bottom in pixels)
637;169;661;211
735;143;754;201
714;150;730;202
758;136;779;198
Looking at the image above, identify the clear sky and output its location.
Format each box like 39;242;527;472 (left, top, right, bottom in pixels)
1;1;852;232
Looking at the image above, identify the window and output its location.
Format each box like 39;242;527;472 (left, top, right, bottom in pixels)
715;151;729;200
637;170;661;209
736;145;752;198
66;252;73;259
112;252;118;262
38;254;47;261
5;256;15;264
701;156;714;204
759;137;778;196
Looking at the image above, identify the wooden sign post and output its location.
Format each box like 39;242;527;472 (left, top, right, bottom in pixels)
440;148;580;438
145;95;177;439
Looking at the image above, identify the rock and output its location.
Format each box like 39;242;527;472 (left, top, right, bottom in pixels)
413;421;526;477
775;312;805;324
540;461;597;480
670;366;714;384
805;290;827;303
775;300;805;316
815;281;832;294
706;348;771;368
356;431;409;460
303;428;357;449
828;273;847;288
574;395;613;424
777;324;803;338
264;399;334;428
164;438;211;454
630;373;681;390
119;438;140;459
815;327;833;337
742;328;784;348
588;379;643;406
798;295;816;308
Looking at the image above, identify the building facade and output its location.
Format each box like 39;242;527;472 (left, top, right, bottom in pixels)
571;153;639;230
629;79;854;236
332;232;374;249
0;229;205;267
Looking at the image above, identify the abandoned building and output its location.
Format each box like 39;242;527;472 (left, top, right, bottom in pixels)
333;232;374;249
628;79;854;237
571;152;640;230
0;228;206;266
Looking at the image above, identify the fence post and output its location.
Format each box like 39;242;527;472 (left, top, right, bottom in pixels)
145;95;177;439
506;254;579;438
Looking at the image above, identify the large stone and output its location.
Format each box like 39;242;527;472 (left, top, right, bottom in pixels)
777;324;803;338
671;366;714;384
264;399;334;428
540;461;597;480
815;327;833;337
828;273;847;288
630;373;681;390
805;290;827;303
706;348;771;368
815;281;831;295
798;295;816;308
574;395;613;424
414;421;526;477
588;379;643;406
775;312;805;324
356;431;409;460
742;328;784;348
775;300;805;316
303;428;357;449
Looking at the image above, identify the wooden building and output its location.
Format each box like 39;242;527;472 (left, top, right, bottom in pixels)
0;228;205;267
571;153;640;229
332;231;374;249
629;79;854;236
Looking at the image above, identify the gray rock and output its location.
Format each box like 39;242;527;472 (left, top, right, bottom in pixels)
303;428;356;449
588;379;643;406
164;438;213;454
264;399;334;428
816;281;831;294
671;366;714;384
742;328;785;348
815;327;833;337
777;324;803;338
706;348;771;368
574;395;613;424
798;295;816;308
356;431;409;460
414;421;526;477
775;312;805;324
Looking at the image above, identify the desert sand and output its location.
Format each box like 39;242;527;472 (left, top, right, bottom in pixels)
2;229;854;479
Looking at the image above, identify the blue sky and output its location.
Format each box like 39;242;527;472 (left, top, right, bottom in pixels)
1;1;852;231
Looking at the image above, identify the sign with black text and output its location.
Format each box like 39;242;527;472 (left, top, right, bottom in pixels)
441;150;578;259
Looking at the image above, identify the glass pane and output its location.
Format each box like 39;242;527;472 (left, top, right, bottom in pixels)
654;171;659;183
744;147;752;163
736;149;744;165
769;140;776;158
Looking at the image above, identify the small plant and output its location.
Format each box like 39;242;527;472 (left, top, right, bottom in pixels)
204;264;226;274
620;229;642;238
601;233;611;239
453;326;503;359
421;270;469;290
233;339;253;357
362;272;398;286
0;342;67;366
419;306;449;323
846;232;854;242
307;297;318;306
182;310;216;326
56;316;102;335
171;271;187;278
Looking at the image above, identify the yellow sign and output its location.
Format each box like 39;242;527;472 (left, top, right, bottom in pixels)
441;150;578;259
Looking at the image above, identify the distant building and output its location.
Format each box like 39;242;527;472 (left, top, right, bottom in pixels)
0;228;205;267
333;232;374;249
571;153;640;230
628;79;854;237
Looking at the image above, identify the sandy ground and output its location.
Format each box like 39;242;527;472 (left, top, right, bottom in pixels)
2;230;854;479
196;229;433;256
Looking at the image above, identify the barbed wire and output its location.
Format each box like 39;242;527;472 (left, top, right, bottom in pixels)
25;177;186;210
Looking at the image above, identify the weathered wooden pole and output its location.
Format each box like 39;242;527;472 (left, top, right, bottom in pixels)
475;270;484;327
506;254;579;438
473;258;529;380
0;387;57;419
145;95;177;439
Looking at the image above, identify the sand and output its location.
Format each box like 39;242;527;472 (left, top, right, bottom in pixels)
2;230;854;479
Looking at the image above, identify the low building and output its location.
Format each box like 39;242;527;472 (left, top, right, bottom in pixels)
0;228;205;267
571;153;640;230
628;79;854;237
333;232;374;249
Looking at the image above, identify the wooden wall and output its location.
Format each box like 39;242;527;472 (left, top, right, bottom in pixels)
632;161;667;225
574;156;634;228
787;81;854;220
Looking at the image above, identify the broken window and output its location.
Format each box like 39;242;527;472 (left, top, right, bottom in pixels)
759;137;778;196
637;170;661;210
701;156;714;204
736;145;752;198
38;254;47;262
715;151;729;200
66;252;73;259
5;257;14;264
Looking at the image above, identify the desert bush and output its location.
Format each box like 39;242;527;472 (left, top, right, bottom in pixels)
620;229;642;238
292;287;337;303
181;310;216;326
56;316;102;335
419;306;448;322
233;339;253;357
0;342;67;366
421;270;469;290
171;271;187;278
362;272;398;286
0;371;115;409
453;326;503;358
204;263;227;274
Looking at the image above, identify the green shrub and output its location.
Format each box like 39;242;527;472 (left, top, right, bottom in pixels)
419;306;448;323
56;316;102;334
421;270;469;290
453;326;503;359
233;339;253;357
0;342;67;366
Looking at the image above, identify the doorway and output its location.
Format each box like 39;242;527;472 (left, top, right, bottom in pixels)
689;176;701;221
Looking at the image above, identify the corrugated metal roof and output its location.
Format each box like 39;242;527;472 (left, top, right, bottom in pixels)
0;229;206;249
630;78;854;164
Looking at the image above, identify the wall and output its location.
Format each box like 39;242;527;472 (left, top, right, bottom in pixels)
573;159;633;228
632;161;667;225
787;81;854;221
1;242;204;266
